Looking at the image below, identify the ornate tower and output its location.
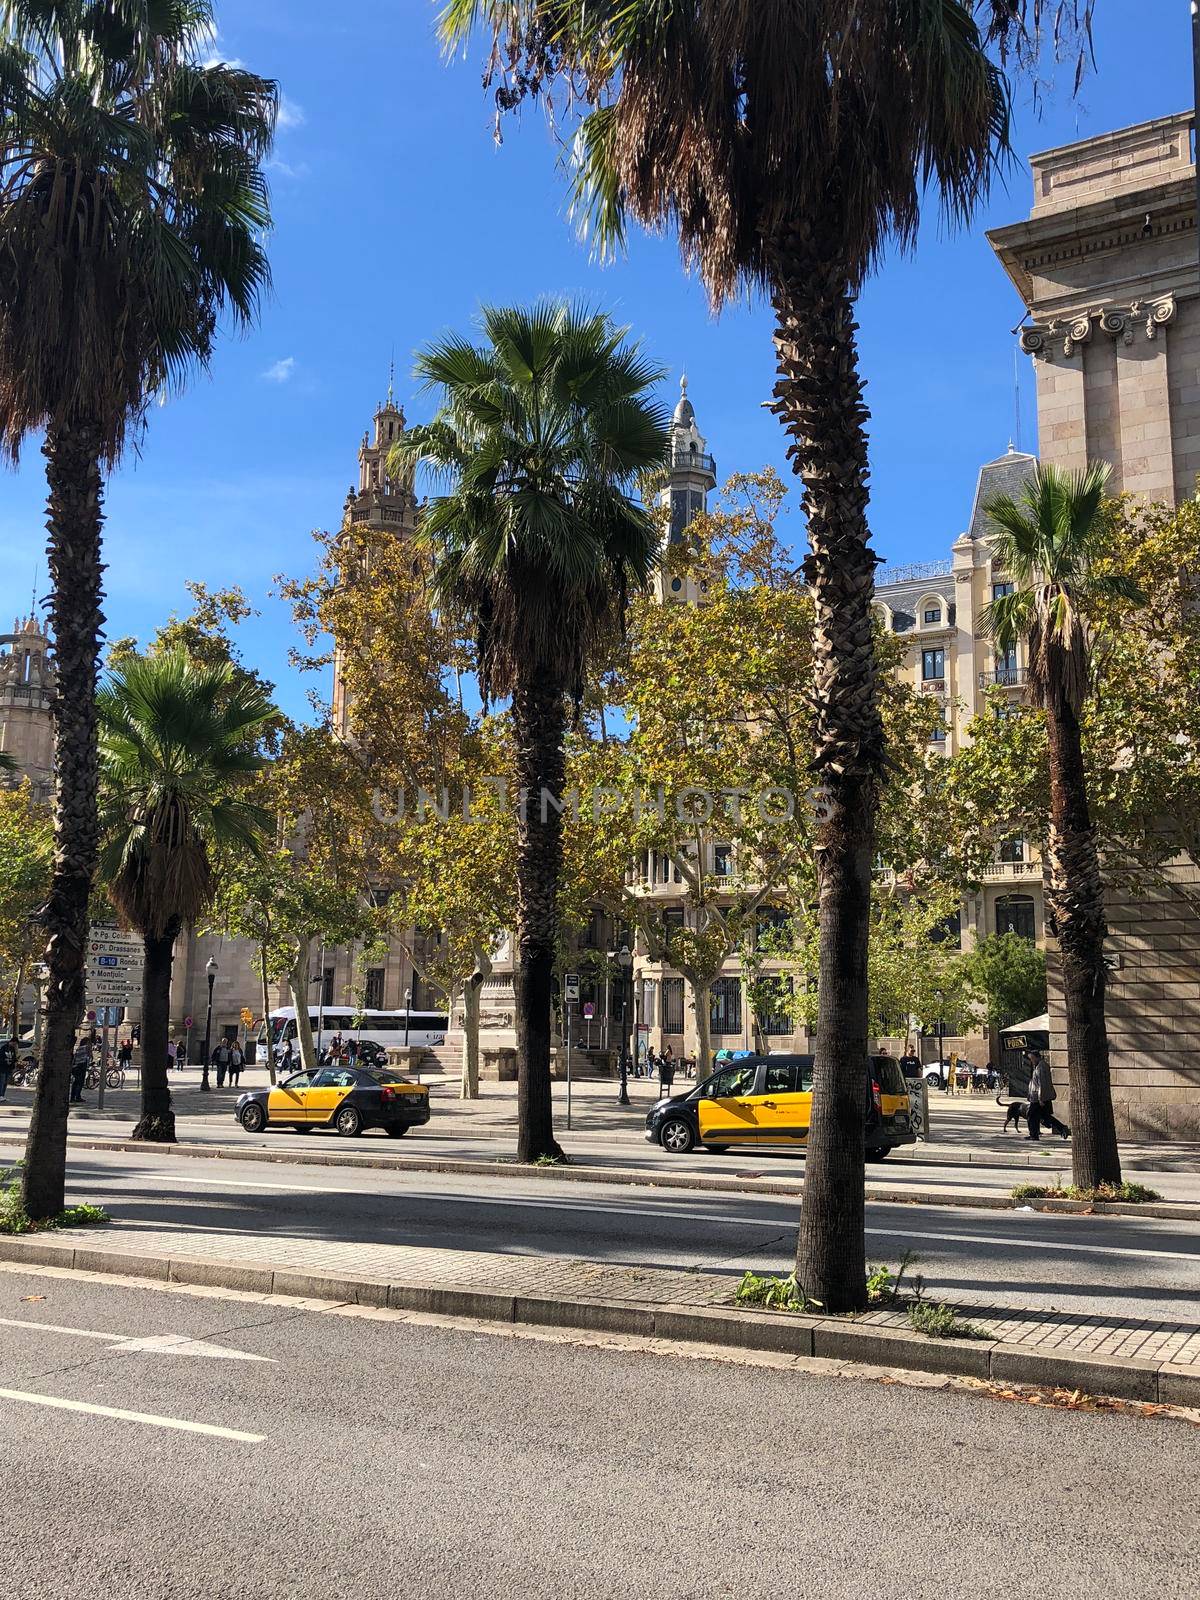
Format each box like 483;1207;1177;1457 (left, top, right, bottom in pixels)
333;390;422;737
0;614;55;800
654;375;718;604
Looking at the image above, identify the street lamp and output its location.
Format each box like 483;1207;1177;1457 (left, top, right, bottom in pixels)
201;956;218;1092
610;943;633;1106
934;986;945;1090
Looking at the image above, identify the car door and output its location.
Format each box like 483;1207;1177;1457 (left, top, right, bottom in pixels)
304;1068;359;1126
753;1058;813;1146
267;1071;314;1125
696;1061;764;1145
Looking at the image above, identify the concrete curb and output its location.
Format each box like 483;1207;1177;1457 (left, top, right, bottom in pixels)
8;1131;1198;1220
0;1231;1194;1408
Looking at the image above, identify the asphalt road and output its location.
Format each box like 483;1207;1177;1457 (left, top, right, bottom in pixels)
0;1266;1194;1600
4;1140;1199;1321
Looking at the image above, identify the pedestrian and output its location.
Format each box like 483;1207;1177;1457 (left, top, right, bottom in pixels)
118;1036;133;1070
70;1033;93;1104
347;1036;359;1066
166;1036;176;1073
211;1037;232;1089
175;1036;187;1070
228;1038;244;1087
662;1043;675;1083
279;1038;295;1077
0;1034;14;1100
1026;1050;1068;1140
900;1044;921;1081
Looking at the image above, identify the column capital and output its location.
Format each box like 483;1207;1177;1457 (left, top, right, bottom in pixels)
1021;294;1176;359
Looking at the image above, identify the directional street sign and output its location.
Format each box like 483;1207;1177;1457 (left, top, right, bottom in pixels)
86;923;141;1003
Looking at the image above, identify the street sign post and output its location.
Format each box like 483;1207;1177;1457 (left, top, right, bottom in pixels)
563;973;580;1003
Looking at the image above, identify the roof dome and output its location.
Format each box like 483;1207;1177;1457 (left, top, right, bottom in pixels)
673;373;695;428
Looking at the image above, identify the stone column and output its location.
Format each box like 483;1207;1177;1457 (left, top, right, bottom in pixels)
1103;298;1177;503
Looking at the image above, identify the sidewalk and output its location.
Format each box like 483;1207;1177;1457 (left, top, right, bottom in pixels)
3;1216;1197;1408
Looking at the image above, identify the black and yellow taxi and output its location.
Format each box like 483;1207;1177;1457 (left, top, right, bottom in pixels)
644;1053;914;1160
235;1065;431;1139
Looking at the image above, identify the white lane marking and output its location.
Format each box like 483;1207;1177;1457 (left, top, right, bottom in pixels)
864;1226;1198;1263
0;1314;274;1361
0;1387;265;1441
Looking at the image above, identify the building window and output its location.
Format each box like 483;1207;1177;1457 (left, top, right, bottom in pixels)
922;647;945;681
363;968;385;1009
992;580;1015;601
755;905;790;948
638;980;657;1027
321;967;335;1006
757;976;795;1037
996;894;1036;940
929;717;947;743
710;976;743;1036
662;977;685;1034
999;837;1025;863
923;607;942;624
712;844;732;877
663;907;685;942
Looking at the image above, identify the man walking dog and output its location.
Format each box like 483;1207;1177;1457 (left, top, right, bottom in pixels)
1026;1049;1070;1140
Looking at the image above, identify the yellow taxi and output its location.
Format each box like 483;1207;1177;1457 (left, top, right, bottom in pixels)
235;1065;431;1138
644;1053;915;1159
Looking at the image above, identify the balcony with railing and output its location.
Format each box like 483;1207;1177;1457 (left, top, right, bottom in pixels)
978;667;1028;689
981;858;1041;880
670;446;717;476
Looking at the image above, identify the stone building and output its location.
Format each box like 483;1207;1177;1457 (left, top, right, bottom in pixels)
989;109;1200;1139
0;614;54;803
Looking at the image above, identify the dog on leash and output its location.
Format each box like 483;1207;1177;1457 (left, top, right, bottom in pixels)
996;1091;1070;1138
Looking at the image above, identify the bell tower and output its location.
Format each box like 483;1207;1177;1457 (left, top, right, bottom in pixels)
654;375;717;604
347;379;419;538
0;614;55;801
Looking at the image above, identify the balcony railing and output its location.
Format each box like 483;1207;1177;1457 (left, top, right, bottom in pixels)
876;560;952;587
982;859;1040;878
670;447;717;475
979;667;1028;689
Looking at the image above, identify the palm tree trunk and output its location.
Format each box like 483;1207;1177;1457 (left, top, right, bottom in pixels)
22;418;106;1220
511;672;566;1161
132;918;179;1142
1046;701;1122;1186
771;232;886;1315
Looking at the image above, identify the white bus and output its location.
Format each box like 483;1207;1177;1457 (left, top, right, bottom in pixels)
261;1006;448;1058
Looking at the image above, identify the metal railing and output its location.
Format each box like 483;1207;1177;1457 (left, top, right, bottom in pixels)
979;667;1028;688
876;560;952;587
670;447;717;475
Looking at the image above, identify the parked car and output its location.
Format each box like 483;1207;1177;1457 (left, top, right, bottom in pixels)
645;1053;915;1160
235;1065;430;1138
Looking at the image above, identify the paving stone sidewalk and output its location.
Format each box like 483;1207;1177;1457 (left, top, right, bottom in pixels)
5;1218;1198;1401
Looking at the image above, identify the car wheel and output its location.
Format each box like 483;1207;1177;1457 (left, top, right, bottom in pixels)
239;1103;266;1133
865;1146;891;1162
386;1124;409;1138
335;1105;363;1138
659;1117;695;1154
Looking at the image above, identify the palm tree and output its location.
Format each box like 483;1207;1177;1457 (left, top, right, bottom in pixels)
983;463;1144;1188
393;303;668;1160
0;3;276;1213
97;652;274;1142
439;1;1020;1310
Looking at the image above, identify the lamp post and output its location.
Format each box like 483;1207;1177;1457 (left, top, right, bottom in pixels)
612;943;633;1106
403;986;412;1049
201;957;218;1092
934;986;945;1090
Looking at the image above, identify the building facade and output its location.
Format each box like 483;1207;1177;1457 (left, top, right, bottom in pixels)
0;614;54;803
989;109;1200;1139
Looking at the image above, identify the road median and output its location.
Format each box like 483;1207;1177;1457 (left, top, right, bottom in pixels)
0;1226;1195;1408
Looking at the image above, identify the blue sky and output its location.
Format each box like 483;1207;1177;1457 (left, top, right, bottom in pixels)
0;0;1193;720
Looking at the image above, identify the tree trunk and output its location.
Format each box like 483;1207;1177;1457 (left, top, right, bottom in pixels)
688;977;713;1080
511;672;566;1161
1046;700;1122;1186
259;942;276;1085
462;950;489;1100
22;419;106;1220
288;937;318;1073
771;234;886;1315
9;952;27;1043
132;920;179;1142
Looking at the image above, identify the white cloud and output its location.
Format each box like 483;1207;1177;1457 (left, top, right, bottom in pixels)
201;54;247;68
277;96;305;131
262;357;296;385
267;157;310;182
